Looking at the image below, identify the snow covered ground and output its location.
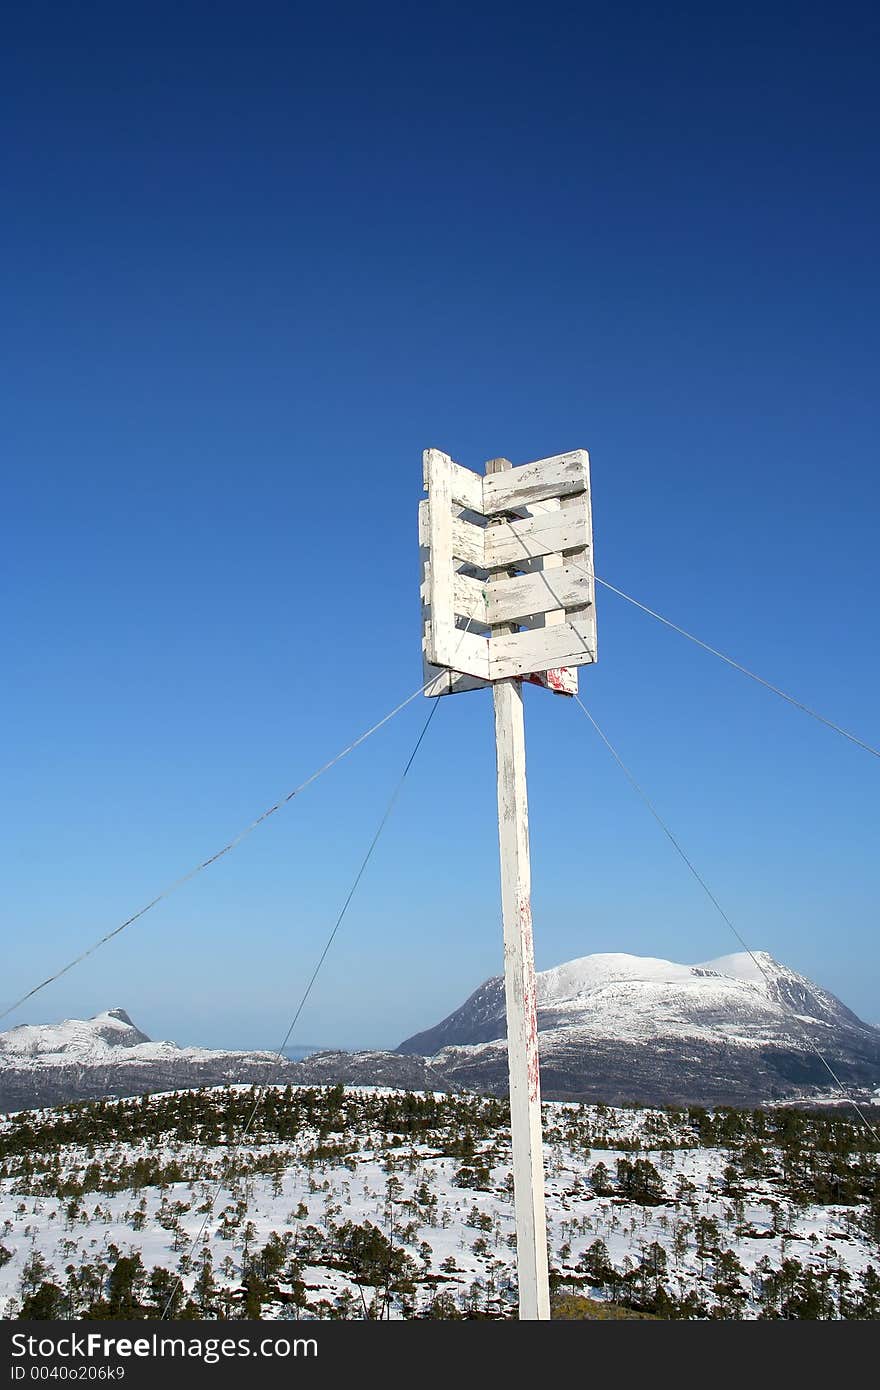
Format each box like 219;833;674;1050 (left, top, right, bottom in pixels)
0;1086;876;1319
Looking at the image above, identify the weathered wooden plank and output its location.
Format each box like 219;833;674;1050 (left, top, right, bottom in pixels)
421;651;488;696
453;569;489;624
485;456;517;642
419;499;447;695
419;500;485;695
526;667;579;695
424;461;491;682
444;625;491;679
485;507;587;568
422;627;489;691
488;616;596;679
451;515;486;568
482;449;588;514
545;484;598;662
530;491;584;693
425;452;455;670
422;447;483;512
486;564;591;624
578;452;597;663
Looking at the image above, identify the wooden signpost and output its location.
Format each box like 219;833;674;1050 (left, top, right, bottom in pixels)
419;448;597;1320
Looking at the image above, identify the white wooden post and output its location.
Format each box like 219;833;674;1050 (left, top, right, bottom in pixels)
486;457;550;1321
421;445;595;1318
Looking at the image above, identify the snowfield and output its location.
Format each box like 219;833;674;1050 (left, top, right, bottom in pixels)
1;1084;877;1319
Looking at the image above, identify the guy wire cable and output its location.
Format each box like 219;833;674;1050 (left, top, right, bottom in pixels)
159;611;487;1316
577;563;879;760
485;513;879;759
161;693;443;1317
572;694;880;1146
1;674;441;1026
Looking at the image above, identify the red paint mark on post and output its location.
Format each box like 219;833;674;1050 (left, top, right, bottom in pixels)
519;899;541;1103
526;667;577;696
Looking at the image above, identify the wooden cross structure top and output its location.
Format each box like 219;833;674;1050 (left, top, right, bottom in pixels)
419;448;597;696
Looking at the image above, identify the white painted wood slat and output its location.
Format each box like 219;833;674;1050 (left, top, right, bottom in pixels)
526;667;579;695
420;500;487;695
488;616;596;679
482;449;588;514
548;477;596;665
453;569;489;624
486;564;591;624
424;451;455;670
485;508;587;568
451;515;486;568
424;620;490;681
529;490;585;694
422;448;483;512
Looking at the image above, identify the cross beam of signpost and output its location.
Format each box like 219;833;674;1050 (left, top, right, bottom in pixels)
419;447;597;1321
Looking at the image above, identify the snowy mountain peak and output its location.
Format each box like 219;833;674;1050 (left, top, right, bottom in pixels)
0;1009;153;1063
539;953;694;1003
398;948;872;1058
696;951;780;983
103;1008;138;1027
695;952;860;1026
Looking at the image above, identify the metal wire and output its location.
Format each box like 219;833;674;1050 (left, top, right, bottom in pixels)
574;694;880;1144
160;698;443;1317
0;677;439;1025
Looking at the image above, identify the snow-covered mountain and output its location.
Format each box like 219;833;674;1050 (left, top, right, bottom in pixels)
0;1008;285;1112
396;951;880;1106
0;1009;430;1113
3;952;878;1112
2;1008;155;1063
398;951;865;1052
0;1006;291;1072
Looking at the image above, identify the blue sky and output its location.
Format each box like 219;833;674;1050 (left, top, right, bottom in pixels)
3;1;878;1048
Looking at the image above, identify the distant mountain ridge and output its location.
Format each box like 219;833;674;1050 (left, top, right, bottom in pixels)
396;951;880;1105
0;1007;280;1112
2;951;878;1112
0;1008;429;1113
